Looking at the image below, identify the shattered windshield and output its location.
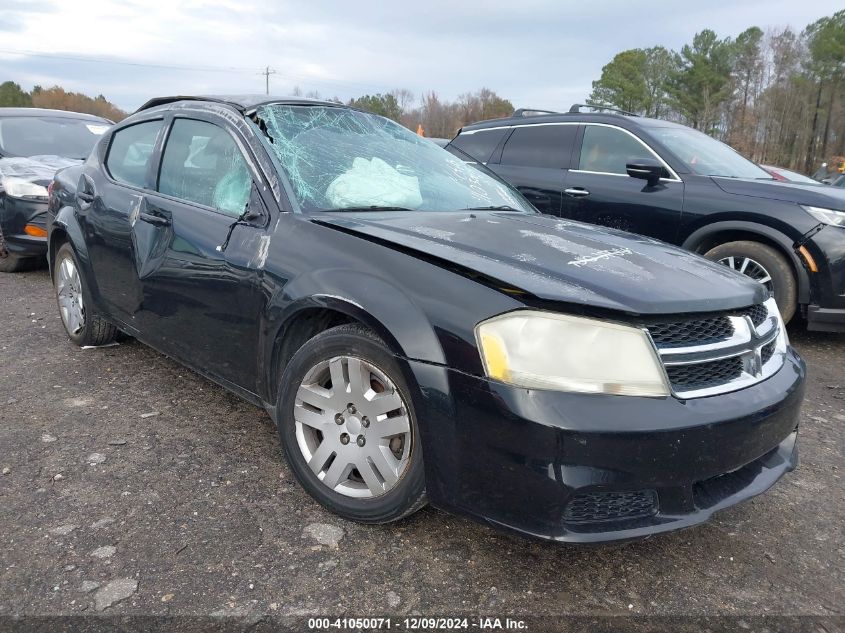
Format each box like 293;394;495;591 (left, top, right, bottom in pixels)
256;104;532;213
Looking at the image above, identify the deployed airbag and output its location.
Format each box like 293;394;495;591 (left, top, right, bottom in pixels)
326;157;422;209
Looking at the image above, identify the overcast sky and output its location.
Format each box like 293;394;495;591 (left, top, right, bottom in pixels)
0;0;842;113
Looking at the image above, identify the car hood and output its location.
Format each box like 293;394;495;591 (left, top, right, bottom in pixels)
712;176;845;210
315;212;766;315
0;155;82;186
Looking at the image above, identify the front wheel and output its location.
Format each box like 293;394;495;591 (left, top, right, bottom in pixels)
53;243;117;346
275;324;427;523
704;240;797;323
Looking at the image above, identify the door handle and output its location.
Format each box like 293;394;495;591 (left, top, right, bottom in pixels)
564;188;590;198
139;211;171;227
76;174;96;209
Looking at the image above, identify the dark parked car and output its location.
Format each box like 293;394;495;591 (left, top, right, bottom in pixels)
447;105;845;332
48;96;805;543
0;108;111;272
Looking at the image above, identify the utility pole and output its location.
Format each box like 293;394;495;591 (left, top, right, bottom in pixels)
262;66;277;95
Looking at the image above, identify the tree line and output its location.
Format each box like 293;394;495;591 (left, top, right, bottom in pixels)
5;8;842;170
0;81;128;122
588;10;845;173
293;86;514;139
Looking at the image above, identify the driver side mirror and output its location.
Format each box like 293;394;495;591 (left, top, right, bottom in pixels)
626;158;664;186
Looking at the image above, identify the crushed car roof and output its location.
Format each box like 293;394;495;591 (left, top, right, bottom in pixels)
136;95;343;114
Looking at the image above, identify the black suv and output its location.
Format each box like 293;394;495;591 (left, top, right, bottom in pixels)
447;106;845;332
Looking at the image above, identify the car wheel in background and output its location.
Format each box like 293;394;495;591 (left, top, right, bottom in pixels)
0;254;34;273
704;240;797;323
275;323;427;523
53;242;117;346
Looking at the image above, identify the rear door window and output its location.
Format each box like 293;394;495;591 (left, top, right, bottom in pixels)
499;125;577;169
157;119;252;217
449;128;507;163
105;120;163;188
578;125;653;175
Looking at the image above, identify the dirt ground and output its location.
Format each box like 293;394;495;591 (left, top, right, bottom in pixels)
1;267;843;631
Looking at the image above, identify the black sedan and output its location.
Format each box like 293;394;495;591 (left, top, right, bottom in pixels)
47;96;805;543
0;107;110;272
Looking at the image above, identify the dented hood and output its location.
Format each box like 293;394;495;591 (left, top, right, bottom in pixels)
316;211;766;315
0;155;81;186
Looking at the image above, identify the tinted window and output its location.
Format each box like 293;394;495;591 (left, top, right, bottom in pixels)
499;125;576;169
450;128;507;162
0;116;108;159
579;125;654;175
106;121;163;188
158;119;252;217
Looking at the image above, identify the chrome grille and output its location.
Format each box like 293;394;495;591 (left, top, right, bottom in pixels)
647;297;787;399
648;316;733;348
665;357;744;392
737;304;768;328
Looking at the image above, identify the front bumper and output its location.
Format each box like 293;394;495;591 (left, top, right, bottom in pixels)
804;225;845;330
408;348;805;543
0;194;48;259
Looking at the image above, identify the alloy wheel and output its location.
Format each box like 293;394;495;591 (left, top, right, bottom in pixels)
718;255;774;295
56;255;85;335
294;355;412;498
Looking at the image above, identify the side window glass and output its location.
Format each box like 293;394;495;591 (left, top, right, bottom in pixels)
579;126;652;175
500;125;576;169
158;119;252;217
449;129;506;163
105;121;163;188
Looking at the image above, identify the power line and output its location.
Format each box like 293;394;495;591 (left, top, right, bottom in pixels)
0;47;401;95
261;66;277;95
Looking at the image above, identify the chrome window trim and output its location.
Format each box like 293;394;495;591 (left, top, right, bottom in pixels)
462;121;682;182
576;123;682;182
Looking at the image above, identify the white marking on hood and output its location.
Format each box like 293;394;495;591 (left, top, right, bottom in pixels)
568;247;634;268
410;226;454;241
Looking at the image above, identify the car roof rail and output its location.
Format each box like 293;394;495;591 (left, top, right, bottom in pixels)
512;108;560;117
569;103;639;117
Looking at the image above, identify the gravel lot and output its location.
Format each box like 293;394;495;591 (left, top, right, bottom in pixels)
1;267;843;630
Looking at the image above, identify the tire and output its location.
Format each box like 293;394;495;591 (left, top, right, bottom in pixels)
53;242;117;347
704;240;797;323
0;254;33;273
275;323;427;523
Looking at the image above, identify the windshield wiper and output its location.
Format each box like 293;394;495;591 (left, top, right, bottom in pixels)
324;205;415;212
461;205;520;211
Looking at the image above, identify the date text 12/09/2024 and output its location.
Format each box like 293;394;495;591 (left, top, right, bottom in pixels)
308;617;528;630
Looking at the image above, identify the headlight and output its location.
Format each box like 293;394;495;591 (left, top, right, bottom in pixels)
2;177;48;200
475;311;670;397
802;205;845;227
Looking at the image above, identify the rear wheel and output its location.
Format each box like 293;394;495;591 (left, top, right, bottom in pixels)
54;243;117;346
275;324;427;523
704;240;797;323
